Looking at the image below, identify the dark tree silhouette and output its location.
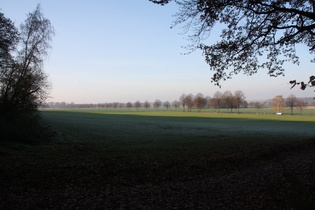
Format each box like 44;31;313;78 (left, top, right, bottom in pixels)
163;101;171;110
126;102;133;109
234;90;246;113
289;76;315;97
150;0;315;89
184;94;194;112
134;100;141;110
0;5;54;143
0;5;54;119
153;99;162;110
194;93;206;112
143;100;151;109
285;94;298;115
212;91;222;112
222;91;234;112
172;100;180;110
0;13;19;71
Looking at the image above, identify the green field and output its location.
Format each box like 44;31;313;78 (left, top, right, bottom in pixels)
1;110;314;209
40;109;315;167
41;110;315;148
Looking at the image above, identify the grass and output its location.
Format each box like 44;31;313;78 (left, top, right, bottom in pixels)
41;109;315;138
38;110;315;163
0;110;314;208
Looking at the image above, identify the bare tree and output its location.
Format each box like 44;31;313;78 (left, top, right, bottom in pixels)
222;91;233;112
234;90;246;113
179;93;186;111
153;99;162;110
172;100;179;110
126;102;133;109
194;93;206;112
212;91;222;112
272;95;284;113
134;100;141;111
0;5;54;119
285;94;298;115
184;94;194;112
163;101;171;110
143;100;151;110
0;5;54;143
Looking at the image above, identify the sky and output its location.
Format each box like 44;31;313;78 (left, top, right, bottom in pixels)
1;0;314;103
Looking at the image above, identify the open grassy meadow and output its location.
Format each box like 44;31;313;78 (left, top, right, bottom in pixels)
1;110;314;209
40;110;315;157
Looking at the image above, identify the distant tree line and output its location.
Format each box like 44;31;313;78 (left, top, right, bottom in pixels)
48;90;248;113
48;92;314;115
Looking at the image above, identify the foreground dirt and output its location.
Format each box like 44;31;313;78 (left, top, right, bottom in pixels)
0;140;314;209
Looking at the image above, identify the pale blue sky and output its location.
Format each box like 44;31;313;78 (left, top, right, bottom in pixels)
1;0;314;103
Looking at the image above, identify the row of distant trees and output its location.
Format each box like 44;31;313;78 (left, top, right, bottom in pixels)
48;90;247;112
177;90;247;112
48;92;314;115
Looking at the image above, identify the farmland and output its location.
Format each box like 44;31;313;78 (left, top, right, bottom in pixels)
1;110;314;209
41;110;315;152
